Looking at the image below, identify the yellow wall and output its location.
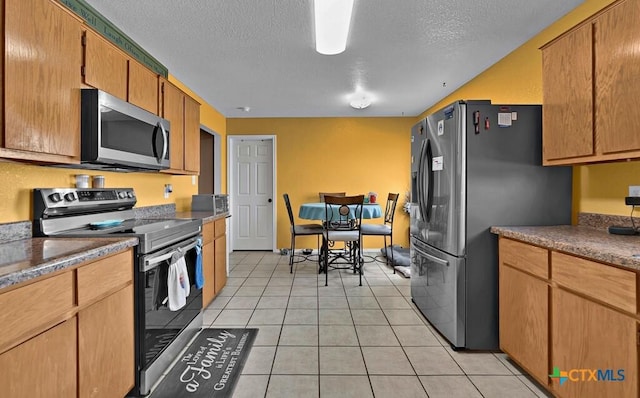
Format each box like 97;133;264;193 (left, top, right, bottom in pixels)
419;0;630;220
226;117;414;250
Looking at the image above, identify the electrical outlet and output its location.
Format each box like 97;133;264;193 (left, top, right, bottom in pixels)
164;184;173;199
629;185;640;197
192;176;196;185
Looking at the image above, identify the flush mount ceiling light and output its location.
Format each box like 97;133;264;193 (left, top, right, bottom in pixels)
314;0;354;55
349;94;371;109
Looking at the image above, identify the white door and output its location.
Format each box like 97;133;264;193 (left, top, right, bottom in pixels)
230;137;275;250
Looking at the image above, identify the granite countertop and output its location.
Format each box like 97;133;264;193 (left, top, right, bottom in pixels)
0;237;138;290
491;225;640;271
175;211;230;223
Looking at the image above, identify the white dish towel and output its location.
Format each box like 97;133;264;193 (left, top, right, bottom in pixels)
167;255;190;311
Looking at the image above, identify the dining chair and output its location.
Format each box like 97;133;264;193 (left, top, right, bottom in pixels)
319;192;346;202
321;194;365;286
361;193;399;271
283;193;323;273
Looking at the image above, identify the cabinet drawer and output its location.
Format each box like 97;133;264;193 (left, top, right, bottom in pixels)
0;272;74;351
77;249;133;306
214;218;225;239
203;221;214;244
552;252;636;313
499;238;549;279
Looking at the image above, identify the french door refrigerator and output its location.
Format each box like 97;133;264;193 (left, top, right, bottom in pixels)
410;100;572;350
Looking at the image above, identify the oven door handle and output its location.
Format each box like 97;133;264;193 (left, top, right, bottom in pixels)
142;240;200;272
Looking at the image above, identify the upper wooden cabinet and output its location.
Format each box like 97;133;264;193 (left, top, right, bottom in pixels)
594;0;640;155
160;78;200;174
542;23;593;163
2;0;83;162
542;0;640;165
82;29;128;100
128;59;160;115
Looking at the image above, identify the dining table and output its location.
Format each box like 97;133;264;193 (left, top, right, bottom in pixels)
298;202;382;220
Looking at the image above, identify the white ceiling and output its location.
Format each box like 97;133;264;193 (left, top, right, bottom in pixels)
82;0;583;118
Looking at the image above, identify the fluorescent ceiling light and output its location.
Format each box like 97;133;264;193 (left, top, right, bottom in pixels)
314;0;354;55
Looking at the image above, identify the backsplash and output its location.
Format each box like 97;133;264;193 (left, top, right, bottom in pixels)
0;221;31;243
578;212;640;230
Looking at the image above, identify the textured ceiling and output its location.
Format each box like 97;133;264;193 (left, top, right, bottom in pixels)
82;0;583;118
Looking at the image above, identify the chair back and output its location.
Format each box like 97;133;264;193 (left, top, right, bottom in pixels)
319;192;346;202
384;193;400;225
324;195;365;232
283;193;296;227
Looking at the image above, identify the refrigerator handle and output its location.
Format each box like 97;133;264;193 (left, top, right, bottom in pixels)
416;138;426;219
413;243;449;267
418;139;434;223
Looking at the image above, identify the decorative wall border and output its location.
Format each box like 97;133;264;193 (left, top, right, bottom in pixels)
57;0;168;77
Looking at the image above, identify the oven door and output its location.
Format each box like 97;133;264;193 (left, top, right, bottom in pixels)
136;235;203;396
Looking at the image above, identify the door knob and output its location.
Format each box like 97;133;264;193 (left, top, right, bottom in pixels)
268;198;272;203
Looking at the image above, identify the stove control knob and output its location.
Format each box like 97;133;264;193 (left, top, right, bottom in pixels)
64;193;76;202
126;191;134;199
48;192;62;203
118;191;127;199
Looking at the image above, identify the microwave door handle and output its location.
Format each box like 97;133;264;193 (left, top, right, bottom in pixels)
141;240;200;272
159;122;168;162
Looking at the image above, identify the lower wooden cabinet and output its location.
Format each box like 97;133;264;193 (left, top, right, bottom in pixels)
499;264;549;385
202;239;216;308
215;234;227;294
202;218;228;308
0;248;134;398
552;288;637;398
78;284;134;398
0;317;77;398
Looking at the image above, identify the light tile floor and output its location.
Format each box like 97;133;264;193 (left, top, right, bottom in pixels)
203;251;553;398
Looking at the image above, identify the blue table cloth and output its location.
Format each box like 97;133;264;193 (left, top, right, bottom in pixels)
299;202;382;220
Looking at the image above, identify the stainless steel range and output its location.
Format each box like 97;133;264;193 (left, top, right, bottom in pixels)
33;188;203;396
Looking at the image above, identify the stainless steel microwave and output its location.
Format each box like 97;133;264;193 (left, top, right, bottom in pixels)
80;89;170;171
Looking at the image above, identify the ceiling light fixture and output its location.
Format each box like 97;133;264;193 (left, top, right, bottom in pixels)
314;0;354;55
349;94;371;110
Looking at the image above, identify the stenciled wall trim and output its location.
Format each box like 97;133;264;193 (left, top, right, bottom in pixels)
57;0;168;77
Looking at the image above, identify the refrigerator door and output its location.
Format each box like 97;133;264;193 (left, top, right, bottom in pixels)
415;102;465;256
410;236;465;348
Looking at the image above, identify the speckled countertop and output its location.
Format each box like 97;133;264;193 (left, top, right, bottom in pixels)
175;211;230;223
0;237;138;290
490;225;640;271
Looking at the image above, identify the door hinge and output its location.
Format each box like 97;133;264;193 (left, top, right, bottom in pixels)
81;65;85;77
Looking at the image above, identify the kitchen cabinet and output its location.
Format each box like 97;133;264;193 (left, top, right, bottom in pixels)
214;218;227;294
77;250;135;397
541;0;640;165
541;23;593;163
2;0;82;163
0;318;77;398
498;238;550;387
128;59;160;115
497;236;640;398
0;248;134;398
160;78;201;175
202;220;216;308
82;29;128;101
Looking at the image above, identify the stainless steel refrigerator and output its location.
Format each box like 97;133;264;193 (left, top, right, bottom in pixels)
410;100;572;350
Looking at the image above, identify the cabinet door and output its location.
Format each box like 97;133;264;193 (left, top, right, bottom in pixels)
595;0;640;154
184;96;201;173
542;23;593;162
161;79;185;171
78;285;135;398
129;59;159;115
552;288;637;398
83;29;128;100
499;265;549;386
5;0;82;157
202;241;216;308
215;235;227;294
0;318;76;398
